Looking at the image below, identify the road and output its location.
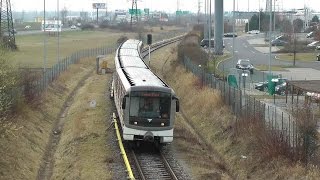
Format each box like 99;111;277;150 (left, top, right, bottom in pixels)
15;28;78;36
220;33;320;81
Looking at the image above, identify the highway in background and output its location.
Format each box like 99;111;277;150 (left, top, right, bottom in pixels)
15;28;78;36
221;33;320;81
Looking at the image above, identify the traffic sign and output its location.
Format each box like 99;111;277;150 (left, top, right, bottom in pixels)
129;9;142;15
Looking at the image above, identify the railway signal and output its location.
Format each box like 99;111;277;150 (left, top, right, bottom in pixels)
147;34;152;66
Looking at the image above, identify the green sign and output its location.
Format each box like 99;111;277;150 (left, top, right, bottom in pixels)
176;10;190;15
129;9;142;15
228;75;238;88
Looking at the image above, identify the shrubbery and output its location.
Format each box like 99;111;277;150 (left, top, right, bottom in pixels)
0;48;20;122
80;23;95;30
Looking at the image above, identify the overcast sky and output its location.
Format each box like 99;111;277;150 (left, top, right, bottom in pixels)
10;0;320;13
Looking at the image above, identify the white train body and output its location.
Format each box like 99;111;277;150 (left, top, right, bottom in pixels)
113;39;179;144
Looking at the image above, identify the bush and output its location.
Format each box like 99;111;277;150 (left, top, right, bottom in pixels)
80;23;95;30
99;20;109;29
178;31;207;68
293;106;319;163
0;48;20;122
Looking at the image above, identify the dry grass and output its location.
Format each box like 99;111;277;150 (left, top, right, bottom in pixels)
255;64;287;71
150;41;320;179
12;30;135;68
277;53;318;62
51;54;115;179
0;58;96;179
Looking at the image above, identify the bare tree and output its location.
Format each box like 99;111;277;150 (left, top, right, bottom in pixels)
280;19;293;34
293;18;304;33
60;7;68;24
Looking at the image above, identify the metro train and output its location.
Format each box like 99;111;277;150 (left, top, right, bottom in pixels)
112;39;179;145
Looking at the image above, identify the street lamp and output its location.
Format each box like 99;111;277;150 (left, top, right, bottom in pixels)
247;0;250;32
57;0;60;66
232;0;235;66
43;0;47;74
199;64;204;87
259;0;261;32
242;71;249;94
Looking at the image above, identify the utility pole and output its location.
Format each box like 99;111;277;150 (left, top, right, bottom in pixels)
57;0;60;66
43;0;47;74
0;0;16;49
209;0;212;74
130;0;138;28
204;0;207;39
268;0;272;76
232;0;235;65
197;0;201;24
259;0;261;32
273;0;276;38
247;0;250;32
292;10;296;66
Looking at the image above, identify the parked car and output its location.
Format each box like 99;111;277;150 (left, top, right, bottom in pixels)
236;59;254;74
254;78;287;93
271;39;288;46
306;31;314;38
70;25;77;29
254;81;268;91
200;39;225;48
316;45;320;50
224;32;238;37
24;25;31;29
307;41;320;47
200;39;214;47
247;30;260;34
275;81;287;95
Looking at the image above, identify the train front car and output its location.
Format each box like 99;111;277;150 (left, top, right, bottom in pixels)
114;39;179;145
122;71;179;144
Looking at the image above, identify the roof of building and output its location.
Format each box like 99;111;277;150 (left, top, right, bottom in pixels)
287;80;320;94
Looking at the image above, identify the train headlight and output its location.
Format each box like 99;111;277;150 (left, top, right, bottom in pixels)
161;123;164;126
134;122;138;125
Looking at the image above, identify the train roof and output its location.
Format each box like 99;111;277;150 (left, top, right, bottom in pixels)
121;39;142;49
119;48;140;57
119;56;148;69
123;68;166;87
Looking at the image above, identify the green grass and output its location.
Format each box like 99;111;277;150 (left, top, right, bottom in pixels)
255;64;288;71
277;53;319;62
11;30;135;68
15;22;42;31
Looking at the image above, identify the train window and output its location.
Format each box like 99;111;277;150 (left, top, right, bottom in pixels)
129;95;171;119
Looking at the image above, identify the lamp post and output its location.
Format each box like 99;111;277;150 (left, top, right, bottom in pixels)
199;64;204;87
247;0;250;32
232;0;235;66
208;0;212;74
242;71;248;94
43;0;47;74
57;0;60;68
268;0;272;76
259;0;261;32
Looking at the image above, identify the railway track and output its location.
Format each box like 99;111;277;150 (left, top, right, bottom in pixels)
141;35;185;59
130;147;179;180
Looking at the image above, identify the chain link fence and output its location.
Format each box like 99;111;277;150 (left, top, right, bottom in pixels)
183;55;317;162
21;46;117;99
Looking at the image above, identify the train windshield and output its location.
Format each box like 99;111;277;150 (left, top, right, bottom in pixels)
129;92;171;119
